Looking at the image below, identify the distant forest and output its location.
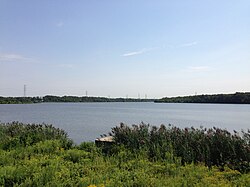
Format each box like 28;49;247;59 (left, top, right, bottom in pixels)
2;92;250;104
0;95;154;104
156;92;250;104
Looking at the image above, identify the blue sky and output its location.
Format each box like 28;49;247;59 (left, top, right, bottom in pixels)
0;1;250;98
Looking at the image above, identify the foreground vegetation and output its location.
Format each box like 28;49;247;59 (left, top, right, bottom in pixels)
0;96;154;104
111;123;250;173
0;122;249;186
156;92;250;104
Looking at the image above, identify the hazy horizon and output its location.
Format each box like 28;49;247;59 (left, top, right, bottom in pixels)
1;1;250;98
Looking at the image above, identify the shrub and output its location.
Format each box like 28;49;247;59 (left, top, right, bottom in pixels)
0;121;73;150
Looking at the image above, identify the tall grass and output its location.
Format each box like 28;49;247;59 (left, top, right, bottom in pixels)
0;122;249;186
111;123;250;173
0;121;73;150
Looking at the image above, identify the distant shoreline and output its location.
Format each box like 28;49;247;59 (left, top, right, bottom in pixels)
0;95;155;104
1;92;250;104
155;92;250;104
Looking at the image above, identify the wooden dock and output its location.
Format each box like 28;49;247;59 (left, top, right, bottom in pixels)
95;136;114;146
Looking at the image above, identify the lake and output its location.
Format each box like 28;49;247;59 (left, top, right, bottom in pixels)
0;102;250;144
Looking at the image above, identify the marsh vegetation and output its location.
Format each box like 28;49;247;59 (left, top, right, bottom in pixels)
0;122;249;186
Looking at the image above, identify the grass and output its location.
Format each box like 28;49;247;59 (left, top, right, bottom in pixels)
0;122;249;186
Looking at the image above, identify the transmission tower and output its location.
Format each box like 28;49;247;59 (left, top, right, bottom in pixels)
24;85;26;97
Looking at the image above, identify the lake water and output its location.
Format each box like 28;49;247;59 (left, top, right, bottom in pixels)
0;102;250;144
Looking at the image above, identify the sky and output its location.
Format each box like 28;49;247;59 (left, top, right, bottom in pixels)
0;0;250;98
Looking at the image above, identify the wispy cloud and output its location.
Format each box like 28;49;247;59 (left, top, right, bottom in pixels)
0;53;31;62
0;53;74;69
122;49;146;57
57;63;74;68
179;41;198;48
122;47;158;57
162;44;175;49
56;21;64;27
121;41;198;57
186;66;211;72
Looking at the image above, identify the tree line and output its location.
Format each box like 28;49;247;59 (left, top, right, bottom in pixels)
0;96;42;104
156;92;250;104
2;92;250;104
43;95;154;103
0;95;154;104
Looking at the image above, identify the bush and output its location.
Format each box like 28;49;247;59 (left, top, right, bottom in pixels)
0;121;73;150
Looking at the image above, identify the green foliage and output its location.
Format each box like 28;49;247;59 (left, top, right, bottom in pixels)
111;123;250;173
0;121;73;150
0;96;42;104
43;95;154;103
0;95;154;104
157;92;250;104
0;122;249;186
63;149;90;163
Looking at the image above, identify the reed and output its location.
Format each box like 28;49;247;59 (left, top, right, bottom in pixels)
111;123;250;173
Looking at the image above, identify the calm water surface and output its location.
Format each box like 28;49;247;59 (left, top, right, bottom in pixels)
0;102;250;144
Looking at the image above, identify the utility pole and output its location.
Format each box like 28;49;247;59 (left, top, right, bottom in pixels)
86;90;88;97
24;85;26;97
